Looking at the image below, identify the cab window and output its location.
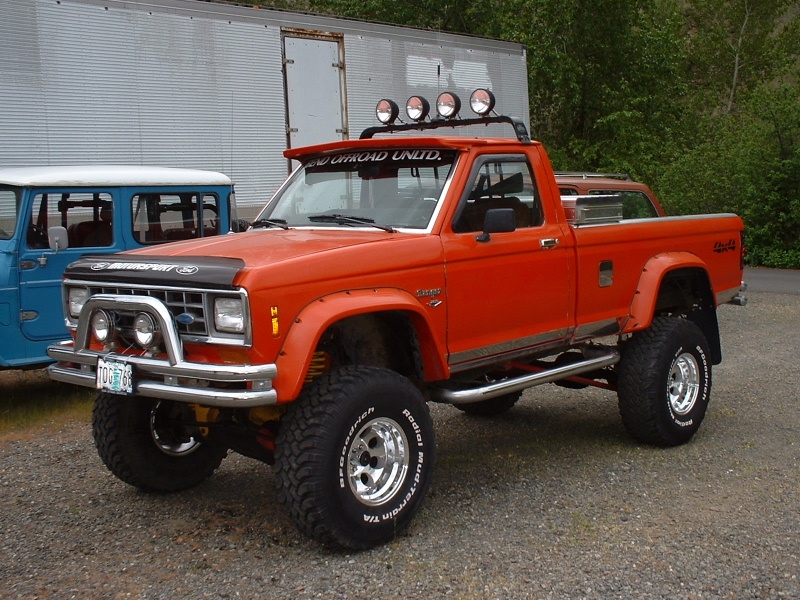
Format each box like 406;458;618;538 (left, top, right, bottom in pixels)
454;158;543;233
132;193;220;243
27;192;114;249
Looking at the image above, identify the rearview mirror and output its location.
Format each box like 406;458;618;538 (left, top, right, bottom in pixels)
48;226;69;251
476;208;516;242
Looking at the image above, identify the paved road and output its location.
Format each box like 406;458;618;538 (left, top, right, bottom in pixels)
744;266;800;294
1;278;798;599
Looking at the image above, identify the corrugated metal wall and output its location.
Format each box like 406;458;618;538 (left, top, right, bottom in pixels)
345;35;529;140
0;0;287;211
0;0;529;212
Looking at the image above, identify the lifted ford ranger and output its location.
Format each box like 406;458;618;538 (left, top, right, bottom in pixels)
48;90;746;549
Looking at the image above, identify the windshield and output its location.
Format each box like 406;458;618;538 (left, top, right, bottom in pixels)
256;149;457;231
0;187;21;240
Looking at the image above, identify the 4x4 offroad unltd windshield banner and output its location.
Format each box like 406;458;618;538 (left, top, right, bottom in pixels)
304;149;457;173
65;255;245;288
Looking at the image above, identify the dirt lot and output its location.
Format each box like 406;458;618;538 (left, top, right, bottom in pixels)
1;286;798;599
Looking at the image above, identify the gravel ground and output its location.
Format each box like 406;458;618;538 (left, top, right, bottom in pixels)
1;290;798;600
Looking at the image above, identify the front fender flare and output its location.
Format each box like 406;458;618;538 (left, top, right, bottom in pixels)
273;288;448;401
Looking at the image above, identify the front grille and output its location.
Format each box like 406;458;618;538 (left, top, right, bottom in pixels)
93;285;209;337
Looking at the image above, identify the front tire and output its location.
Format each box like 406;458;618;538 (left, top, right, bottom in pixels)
618;316;712;446
92;393;227;492
274;366;435;549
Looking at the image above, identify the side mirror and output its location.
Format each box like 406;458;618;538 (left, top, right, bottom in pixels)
48;226;69;251
477;208;516;242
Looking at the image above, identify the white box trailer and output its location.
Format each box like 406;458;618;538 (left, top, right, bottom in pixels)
0;0;529;215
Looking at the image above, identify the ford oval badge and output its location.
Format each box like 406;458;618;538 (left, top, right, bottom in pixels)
176;313;196;325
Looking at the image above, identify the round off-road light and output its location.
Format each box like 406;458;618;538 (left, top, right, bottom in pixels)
376;99;399;124
469;88;496;116
132;312;161;348
90;309;113;344
405;95;430;122
436;92;461;119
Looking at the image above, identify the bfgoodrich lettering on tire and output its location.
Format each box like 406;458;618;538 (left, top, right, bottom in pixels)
618;316;712;447
274;365;435;549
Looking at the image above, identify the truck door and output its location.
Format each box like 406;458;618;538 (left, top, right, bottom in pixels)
18;190;117;342
282;32;347;169
441;155;572;369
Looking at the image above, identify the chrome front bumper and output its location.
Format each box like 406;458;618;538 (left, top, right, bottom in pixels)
46;294;277;408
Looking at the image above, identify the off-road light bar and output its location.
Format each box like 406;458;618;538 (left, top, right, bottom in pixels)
469;88;496;116
405;95;430;122
436;92;461;119
376;99;399;125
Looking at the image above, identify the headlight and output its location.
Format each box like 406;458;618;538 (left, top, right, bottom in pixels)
214;297;245;333
68;287;90;318
132;312;161;348
90;310;113;344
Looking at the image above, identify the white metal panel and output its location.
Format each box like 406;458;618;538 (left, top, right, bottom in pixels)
344;35;529;141
0;0;529;212
284;36;345;149
0;0;286;211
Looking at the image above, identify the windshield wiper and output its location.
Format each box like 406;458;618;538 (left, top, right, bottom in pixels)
249;218;289;230
307;214;395;233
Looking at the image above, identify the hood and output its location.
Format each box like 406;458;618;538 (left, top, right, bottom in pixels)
127;228;404;266
66;229;424;288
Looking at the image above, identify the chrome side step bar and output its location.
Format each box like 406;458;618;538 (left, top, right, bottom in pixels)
432;350;620;405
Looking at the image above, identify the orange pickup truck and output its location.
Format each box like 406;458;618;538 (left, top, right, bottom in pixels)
48;90;746;549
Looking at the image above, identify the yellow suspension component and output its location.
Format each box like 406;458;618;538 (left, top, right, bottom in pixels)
305;351;331;384
247;405;287;426
191;404;220;437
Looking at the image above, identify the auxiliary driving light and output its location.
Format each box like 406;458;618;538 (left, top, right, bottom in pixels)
90;309;113;344
376;99;399;124
132;312;161;348
405;95;430;122
436;92;461;119
469;88;496;116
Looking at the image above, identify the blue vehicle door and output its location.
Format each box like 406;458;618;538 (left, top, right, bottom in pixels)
18;189;118;342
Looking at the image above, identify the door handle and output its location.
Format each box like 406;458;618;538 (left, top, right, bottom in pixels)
540;238;559;249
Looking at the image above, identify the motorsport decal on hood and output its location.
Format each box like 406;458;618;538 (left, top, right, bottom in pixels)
64;255;245;288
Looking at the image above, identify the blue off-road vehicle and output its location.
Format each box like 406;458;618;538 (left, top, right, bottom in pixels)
0;165;239;369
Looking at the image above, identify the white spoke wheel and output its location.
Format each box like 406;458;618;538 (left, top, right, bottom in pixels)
618;316;712;446
275;366;435;549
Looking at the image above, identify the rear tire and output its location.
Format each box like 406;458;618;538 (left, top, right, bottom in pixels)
92;393;227;492
274;366;435;549
618;316;712;446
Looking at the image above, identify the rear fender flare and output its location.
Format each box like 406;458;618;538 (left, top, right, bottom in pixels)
625;252;708;333
273;288;448;401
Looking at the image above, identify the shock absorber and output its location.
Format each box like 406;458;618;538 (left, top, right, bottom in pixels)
305;351;331;383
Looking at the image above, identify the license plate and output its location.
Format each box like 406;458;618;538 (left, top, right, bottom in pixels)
96;358;133;395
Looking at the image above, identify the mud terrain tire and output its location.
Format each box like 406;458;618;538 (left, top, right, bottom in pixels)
618;316;712;447
92;393;227;492
274;366;435;549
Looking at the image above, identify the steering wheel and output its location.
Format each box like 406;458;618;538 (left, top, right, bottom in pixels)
27;223;49;249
